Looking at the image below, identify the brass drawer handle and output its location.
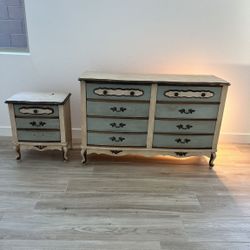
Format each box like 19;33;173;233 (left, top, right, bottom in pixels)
110;122;126;128
110;107;127;112
30;121;46;127
110;136;125;142
178;108;195;114
176;124;193;130
175;138;191;144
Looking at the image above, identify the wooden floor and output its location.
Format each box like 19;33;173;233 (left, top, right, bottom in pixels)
0;137;250;250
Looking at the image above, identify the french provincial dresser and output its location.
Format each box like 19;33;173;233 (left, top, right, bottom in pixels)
5;92;72;160
79;72;230;168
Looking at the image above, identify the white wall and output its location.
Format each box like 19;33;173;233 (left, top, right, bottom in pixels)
0;0;250;142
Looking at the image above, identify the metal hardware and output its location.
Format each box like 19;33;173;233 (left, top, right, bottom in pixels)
175;152;187;157
30;121;46;127
110;122;126;128
109;136;125;142
178;108;195;114
175;138;191;144
176;124;193;130
110;107;127;112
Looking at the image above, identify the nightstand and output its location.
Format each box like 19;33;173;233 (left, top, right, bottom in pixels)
5;92;72;160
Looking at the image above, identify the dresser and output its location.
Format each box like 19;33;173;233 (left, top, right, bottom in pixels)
5;92;72;160
79;72;230;168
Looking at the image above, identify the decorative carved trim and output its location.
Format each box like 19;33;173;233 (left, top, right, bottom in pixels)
175;152;188;157
164;90;214;98
34;145;47;150
94;88;144;97
110;150;123;154
19;107;54;115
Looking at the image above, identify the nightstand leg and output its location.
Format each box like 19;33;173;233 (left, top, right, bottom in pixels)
81;148;87;164
209;152;216;169
15;144;21;160
63;146;68;161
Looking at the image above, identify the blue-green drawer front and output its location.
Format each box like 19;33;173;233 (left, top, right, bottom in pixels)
156;103;219;119
153;134;213;148
87;101;149;118
88;132;147;147
17;130;61;142
154;120;216;134
86;83;151;101
87;117;148;132
14;104;59;117
16;118;60;129
157;85;222;102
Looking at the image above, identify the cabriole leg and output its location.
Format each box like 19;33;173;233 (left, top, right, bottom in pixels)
209;152;216;169
15;144;21;160
81;148;87;164
63;146;68;161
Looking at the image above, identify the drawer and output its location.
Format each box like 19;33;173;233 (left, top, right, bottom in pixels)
156;103;219;119
16;118;60;129
153;134;213;149
86;83;151;101
14;104;59;117
88;132;147;147
87;117;148;132
157;85;222;102
154;120;216;134
17;130;61;142
87;101;150;118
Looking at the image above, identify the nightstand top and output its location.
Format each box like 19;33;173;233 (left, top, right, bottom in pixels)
5;92;71;104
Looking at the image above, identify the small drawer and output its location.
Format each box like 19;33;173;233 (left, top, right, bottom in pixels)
86;83;151;101
88;132;147;147
153;134;213;149
14;104;59;117
87;101;150;118
156;103;219;119
17;130;61;142
87;117;148;132
157;85;222;102
154;120;216;134
16;118;60;129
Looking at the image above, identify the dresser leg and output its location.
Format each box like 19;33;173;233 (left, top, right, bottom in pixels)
15;144;21;160
209;152;216;169
63;146;68;161
81;148;87;164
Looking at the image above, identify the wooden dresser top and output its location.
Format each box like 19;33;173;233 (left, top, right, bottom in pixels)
79;72;230;85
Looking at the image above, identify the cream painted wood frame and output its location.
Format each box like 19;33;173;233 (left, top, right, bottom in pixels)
79;72;230;168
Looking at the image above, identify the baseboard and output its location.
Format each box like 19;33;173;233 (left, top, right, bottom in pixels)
0;126;250;144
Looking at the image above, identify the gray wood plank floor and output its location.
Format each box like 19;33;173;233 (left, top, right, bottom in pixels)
0;137;250;250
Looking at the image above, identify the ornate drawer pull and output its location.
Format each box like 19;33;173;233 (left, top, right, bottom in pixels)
19;107;54;115
178;108;195;114
110;107;127;112
175;138;191;144
176;124;193;130
175;152;187;157
109;136;125;142
164;90;214;98
30;121;46;127
110;122;126;128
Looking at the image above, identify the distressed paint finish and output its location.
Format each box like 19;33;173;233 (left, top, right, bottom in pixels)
79;72;229;167
5;92;72;161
